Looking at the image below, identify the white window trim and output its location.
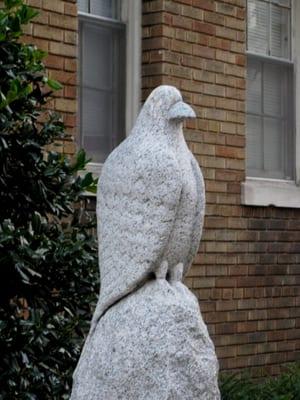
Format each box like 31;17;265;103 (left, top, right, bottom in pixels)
78;0;141;179
242;0;300;208
124;0;142;139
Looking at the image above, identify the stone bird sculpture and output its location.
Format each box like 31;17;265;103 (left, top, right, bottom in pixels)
71;85;220;400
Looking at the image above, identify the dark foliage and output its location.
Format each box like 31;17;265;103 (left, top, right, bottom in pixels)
0;1;99;398
220;363;300;400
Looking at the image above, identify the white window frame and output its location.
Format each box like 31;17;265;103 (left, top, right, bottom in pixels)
78;0;141;177
242;0;300;208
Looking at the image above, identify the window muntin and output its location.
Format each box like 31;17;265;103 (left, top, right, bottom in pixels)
78;1;125;164
246;0;294;180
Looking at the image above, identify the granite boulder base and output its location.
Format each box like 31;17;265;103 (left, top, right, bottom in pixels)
70;86;220;400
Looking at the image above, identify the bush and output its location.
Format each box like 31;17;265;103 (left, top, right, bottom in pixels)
220;363;300;400
0;1;99;398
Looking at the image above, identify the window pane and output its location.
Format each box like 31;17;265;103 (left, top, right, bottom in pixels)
90;0;121;19
78;0;89;12
247;0;268;55
247;58;262;114
270;4;290;58
246;58;293;179
82;23;113;90
246;115;263;172
79;19;126;164
82;88;113;163
263;63;283;116
264;117;284;177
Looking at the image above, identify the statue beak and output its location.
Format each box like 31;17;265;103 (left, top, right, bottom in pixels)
168;101;196;121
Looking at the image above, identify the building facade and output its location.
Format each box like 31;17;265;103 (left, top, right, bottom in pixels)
25;0;300;376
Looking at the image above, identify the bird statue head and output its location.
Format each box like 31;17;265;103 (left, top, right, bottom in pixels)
135;85;196;134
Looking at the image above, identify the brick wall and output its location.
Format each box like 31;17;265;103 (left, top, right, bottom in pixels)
23;0;78;156
143;0;300;377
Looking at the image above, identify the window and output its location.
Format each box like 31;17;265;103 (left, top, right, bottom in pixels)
242;0;300;207
78;0;141;167
246;0;294;180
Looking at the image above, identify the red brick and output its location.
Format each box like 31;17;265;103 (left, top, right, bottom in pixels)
192;0;214;11
45;54;64;70
42;0;64;13
193;21;215;35
64;2;77;16
49;12;77;31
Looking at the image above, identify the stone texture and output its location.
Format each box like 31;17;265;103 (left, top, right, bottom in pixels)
71;85;220;399
72;273;220;399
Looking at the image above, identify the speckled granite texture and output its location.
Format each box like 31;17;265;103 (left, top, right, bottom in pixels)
70;86;220;399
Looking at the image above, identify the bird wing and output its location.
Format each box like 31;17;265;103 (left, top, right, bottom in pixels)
91;139;182;327
183;155;206;276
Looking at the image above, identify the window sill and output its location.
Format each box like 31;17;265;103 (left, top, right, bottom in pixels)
241;177;300;208
84;162;103;177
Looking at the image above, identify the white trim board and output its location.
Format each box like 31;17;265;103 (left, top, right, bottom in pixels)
124;0;141;136
293;0;300;183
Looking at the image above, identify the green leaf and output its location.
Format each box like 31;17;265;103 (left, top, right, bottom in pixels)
4;0;22;9
85;183;98;194
25;266;42;278
45;78;63;91
0;136;8;149
81;172;94;187
19;4;39;24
